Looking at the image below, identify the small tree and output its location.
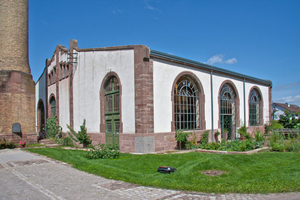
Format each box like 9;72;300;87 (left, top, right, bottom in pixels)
46;116;62;139
67;119;91;148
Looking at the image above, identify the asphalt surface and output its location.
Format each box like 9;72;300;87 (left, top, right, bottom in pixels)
0;148;300;200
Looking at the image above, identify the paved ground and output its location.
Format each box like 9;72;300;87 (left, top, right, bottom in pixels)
0;149;300;200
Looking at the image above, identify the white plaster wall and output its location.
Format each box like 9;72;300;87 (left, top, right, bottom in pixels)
153;60;211;133
47;55;56;73
245;82;270;124
59;78;70;132
73;49;135;133
153;59;270;133
60;52;68;62
35;68;47;132
48;84;56;100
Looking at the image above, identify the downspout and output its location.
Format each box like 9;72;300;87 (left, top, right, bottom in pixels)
211;71;214;142
244;79;246;127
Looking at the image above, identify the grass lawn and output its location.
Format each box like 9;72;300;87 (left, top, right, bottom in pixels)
24;147;300;193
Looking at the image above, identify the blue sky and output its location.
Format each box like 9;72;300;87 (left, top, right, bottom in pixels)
29;0;300;105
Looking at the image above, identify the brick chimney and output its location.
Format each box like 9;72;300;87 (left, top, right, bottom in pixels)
0;0;36;143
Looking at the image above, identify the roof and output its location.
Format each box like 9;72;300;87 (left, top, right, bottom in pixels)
150;50;272;87
272;102;300;113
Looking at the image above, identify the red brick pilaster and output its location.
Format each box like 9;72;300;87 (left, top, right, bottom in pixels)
134;45;154;134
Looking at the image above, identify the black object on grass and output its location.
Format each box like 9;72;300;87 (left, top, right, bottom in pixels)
157;166;177;173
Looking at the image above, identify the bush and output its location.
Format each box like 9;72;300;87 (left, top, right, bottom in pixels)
200;130;209;144
87;143;120;159
0;139;17;149
46;116;62;139
67;119;91;148
175;130;191;150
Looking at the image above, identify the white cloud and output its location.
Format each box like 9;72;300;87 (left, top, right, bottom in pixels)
112;7;123;14
144;0;159;11
207;54;224;65
224;58;237;64
273;81;300;90
275;95;300;106
207;54;237;65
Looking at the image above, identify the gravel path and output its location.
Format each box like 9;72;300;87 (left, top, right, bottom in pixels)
0;148;299;200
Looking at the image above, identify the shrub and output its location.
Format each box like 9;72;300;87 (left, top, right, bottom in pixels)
46;116;62;139
0;139;16;149
200;130;209;144
67;119;91;148
87;143;120;159
18;141;26;148
175;130;191;150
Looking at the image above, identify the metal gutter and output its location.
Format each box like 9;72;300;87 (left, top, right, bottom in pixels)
150;50;272;86
211;71;214;142
244;79;246;126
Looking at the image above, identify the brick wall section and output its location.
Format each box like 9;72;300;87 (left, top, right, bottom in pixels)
134;45;154;134
0;71;36;142
0;0;30;74
0;0;36;143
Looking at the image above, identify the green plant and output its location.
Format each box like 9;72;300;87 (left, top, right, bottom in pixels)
200;130;209;144
238;126;247;138
67;119;91;148
46;116;62;139
175;130;191;150
190;130;197;146
214;131;220;142
0;139;16;149
255;130;264;143
18;141;26;148
87;143;120;159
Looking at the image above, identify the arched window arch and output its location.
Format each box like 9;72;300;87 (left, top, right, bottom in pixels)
220;83;237;140
50;96;56;117
249;88;261;126
174;75;200;130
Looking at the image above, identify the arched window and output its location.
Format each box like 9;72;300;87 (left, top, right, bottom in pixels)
249;89;261;126
174;75;200;130
105;76;120;145
50;97;56;117
220;83;236;140
37;100;45;133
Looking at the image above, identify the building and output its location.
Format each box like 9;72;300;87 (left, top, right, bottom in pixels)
0;0;36;144
272;102;300;120
35;39;272;153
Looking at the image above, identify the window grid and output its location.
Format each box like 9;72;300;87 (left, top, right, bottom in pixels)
249;89;261;126
174;76;200;130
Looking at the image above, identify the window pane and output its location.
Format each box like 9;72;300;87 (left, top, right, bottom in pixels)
114;94;120;112
105;95;113;112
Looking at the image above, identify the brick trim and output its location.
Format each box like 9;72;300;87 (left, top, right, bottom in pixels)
170;71;206;132
134;45;154;134
247;86;264;126
99;72;123;142
217;80;240;130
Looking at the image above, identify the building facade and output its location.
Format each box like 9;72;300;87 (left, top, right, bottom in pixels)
35;39;272;153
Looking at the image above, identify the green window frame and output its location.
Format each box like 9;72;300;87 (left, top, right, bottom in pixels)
249;89;261;126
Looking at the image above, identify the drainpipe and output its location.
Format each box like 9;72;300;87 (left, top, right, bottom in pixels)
244;79;246;127
211;71;214;142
